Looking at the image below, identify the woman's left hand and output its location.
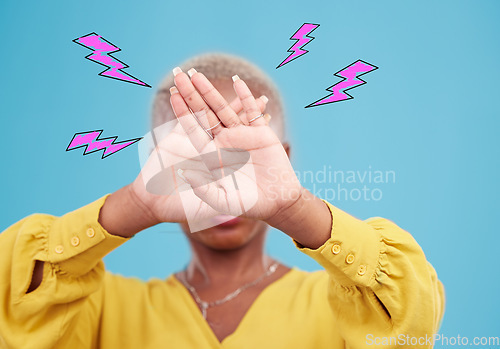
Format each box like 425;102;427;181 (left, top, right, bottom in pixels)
170;68;303;222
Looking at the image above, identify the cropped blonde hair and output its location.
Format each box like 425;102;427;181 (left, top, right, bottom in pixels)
151;53;286;141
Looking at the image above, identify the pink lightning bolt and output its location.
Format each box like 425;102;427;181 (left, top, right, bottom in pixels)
306;60;378;108
277;23;319;68
73;32;150;87
66;130;142;159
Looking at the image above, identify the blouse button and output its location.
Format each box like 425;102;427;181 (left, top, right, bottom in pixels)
331;244;341;255
358;265;367;276
345;254;355;264
54;245;64;254
71;236;80;247
86;228;95;238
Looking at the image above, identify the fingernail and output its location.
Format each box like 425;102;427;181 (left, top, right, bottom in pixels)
177;168;187;182
187;68;197;78
169;86;178;95
260;95;269;104
173;67;182;76
264;113;272;122
232;75;240;82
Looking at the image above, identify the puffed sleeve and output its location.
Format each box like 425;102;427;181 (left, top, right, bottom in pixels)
0;196;130;349
293;201;445;348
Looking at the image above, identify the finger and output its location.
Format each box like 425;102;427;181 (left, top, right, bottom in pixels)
169;86;211;152
229;95;268;121
173;67;225;136
189;70;243;129
232;75;266;126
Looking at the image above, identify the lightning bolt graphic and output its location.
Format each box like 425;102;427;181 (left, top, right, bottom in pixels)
306;60;378;108
276;23;319;68
66;130;142;159
73;32;151;87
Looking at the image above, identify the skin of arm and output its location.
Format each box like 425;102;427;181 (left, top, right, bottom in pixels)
264;187;332;250
100;182;332;247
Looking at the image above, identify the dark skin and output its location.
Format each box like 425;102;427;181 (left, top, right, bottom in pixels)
28;73;333;343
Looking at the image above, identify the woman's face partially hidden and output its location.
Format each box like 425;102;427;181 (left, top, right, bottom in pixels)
178;80;289;250
179;216;269;250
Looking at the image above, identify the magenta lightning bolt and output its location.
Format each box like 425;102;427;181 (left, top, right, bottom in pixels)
306;60;378;108
66;130;142;159
276;23;319;68
73;32;150;87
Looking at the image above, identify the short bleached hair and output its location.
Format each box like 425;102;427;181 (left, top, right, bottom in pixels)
151;53;286;141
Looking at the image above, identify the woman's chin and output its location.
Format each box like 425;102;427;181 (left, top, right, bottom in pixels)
196;226;250;250
185;216;264;250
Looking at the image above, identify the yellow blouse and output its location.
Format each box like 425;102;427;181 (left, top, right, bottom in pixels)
0;196;444;348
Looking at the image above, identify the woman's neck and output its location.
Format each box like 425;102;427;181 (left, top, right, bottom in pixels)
185;231;274;287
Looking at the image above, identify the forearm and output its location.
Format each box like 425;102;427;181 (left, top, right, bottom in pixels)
98;184;160;238
266;187;332;249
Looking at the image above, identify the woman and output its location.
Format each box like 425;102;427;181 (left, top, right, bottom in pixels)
0;53;444;348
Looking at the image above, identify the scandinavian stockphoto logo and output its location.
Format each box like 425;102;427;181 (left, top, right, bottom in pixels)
267;165;396;202
137;118;258;233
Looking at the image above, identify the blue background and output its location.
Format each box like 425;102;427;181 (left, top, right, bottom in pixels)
1;0;499;341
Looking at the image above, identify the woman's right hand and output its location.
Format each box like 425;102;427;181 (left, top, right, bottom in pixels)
125;94;269;229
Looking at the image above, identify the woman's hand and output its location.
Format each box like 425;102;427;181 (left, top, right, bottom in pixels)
128;77;271;226
169;67;304;222
102;67;331;248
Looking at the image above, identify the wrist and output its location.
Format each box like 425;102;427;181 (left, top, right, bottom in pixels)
265;186;307;229
265;187;332;249
98;184;160;238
